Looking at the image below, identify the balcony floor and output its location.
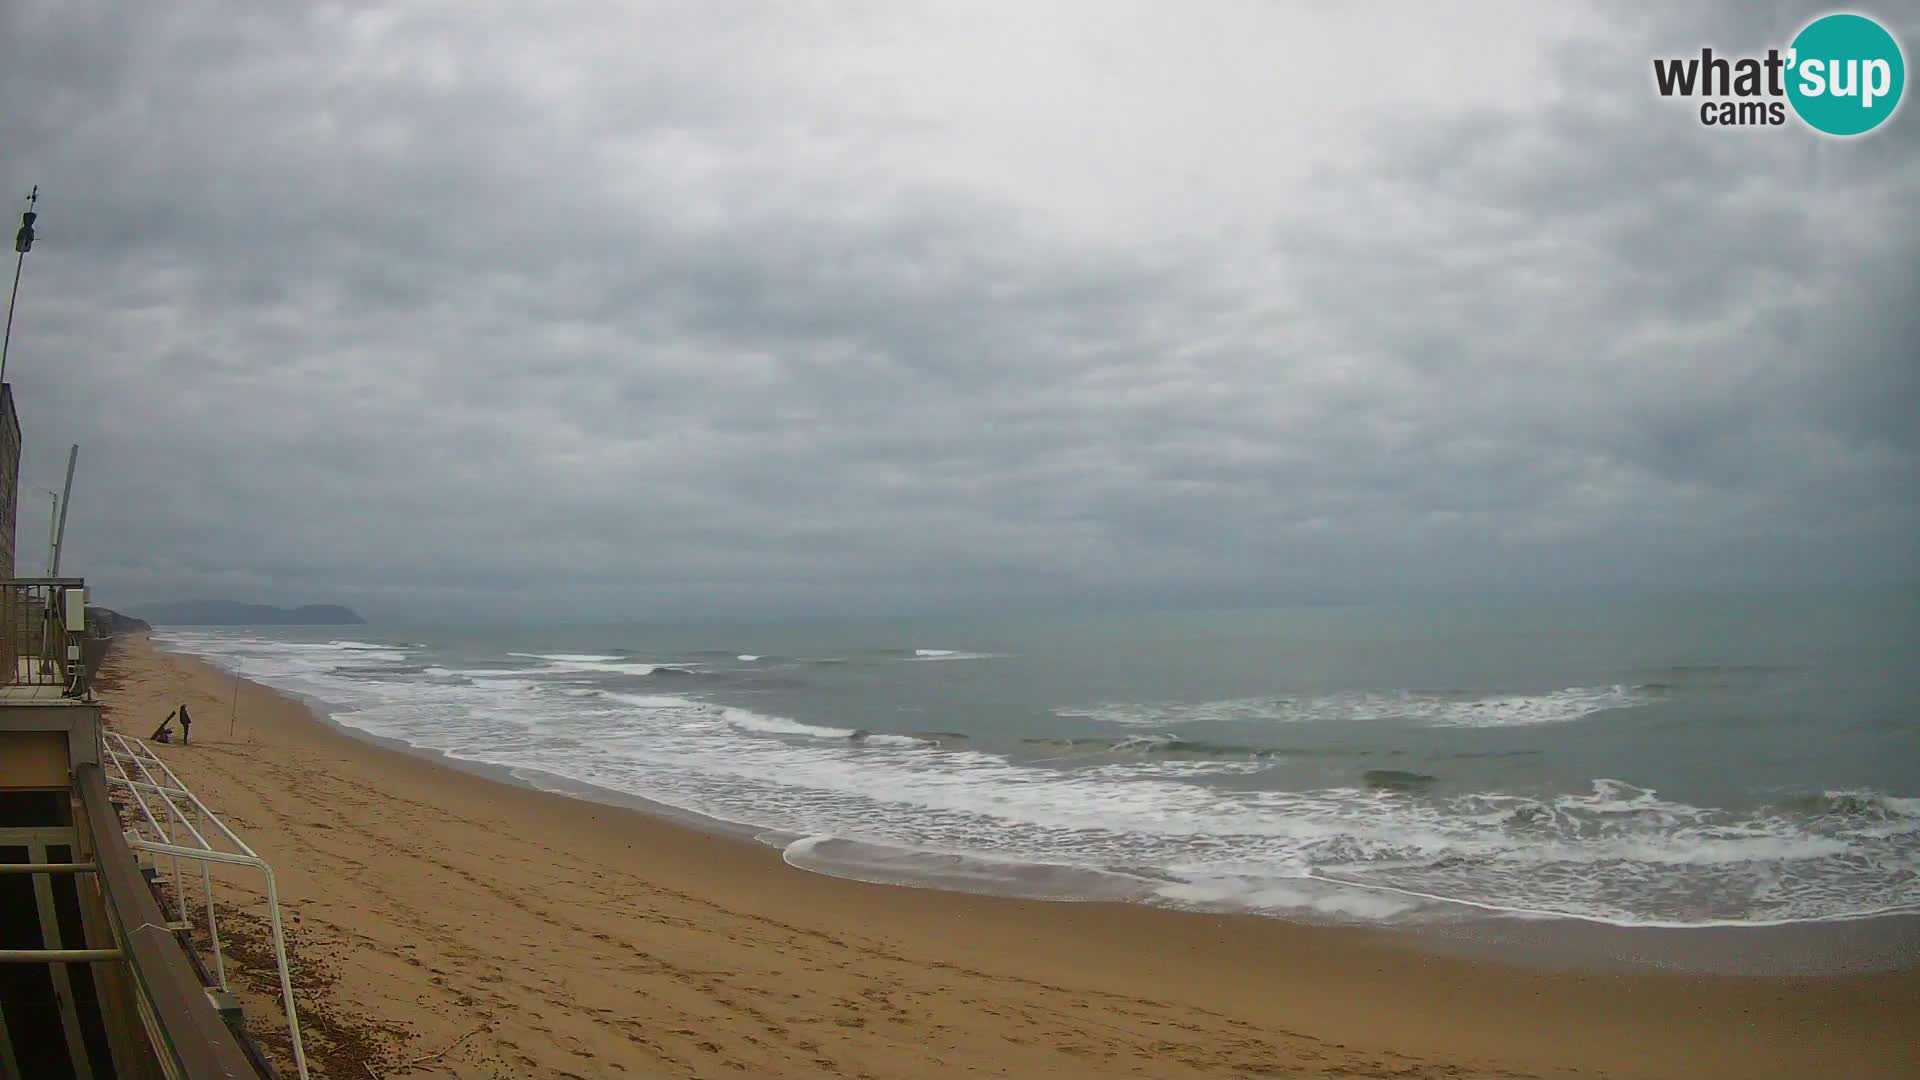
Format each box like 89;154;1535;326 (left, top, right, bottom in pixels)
0;682;83;704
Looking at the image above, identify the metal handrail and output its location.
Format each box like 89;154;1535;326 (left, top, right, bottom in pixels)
75;765;261;1080
108;749;200;925
0;948;123;963
102;731;309;1080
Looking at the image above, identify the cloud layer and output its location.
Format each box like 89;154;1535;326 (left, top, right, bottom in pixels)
2;1;1915;618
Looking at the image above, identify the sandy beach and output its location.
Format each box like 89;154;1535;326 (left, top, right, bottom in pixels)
94;635;1919;1080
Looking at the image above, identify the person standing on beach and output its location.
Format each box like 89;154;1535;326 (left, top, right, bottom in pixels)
179;703;193;744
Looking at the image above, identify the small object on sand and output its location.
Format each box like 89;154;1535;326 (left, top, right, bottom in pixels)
402;1025;484;1068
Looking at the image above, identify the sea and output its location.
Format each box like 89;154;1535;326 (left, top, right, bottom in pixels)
151;590;1920;932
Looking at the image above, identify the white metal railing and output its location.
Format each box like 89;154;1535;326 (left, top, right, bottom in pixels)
102;731;309;1080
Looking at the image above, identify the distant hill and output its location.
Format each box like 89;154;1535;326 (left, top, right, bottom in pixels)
85;606;152;636
133;601;366;626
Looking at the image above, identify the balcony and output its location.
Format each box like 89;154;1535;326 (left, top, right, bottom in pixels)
1;576;292;1079
0;578;101;703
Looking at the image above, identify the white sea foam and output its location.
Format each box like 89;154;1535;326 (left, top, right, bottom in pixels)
721;707;855;740
603;692;704;710
737;654;761;662
556;659;692;676
569;661;689;675
1153;875;1428;921
706;706;927;746
508;652;624;663
911;648;999;660
153;629;1920;929
783;835;1154;902
1820;789;1920;820
1111;733;1183;753
858;733;931;747
1058;685;1649;729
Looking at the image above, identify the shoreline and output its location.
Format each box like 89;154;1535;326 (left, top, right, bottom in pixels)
305;672;1920;977
102;634;1920;1078
160;636;1920;977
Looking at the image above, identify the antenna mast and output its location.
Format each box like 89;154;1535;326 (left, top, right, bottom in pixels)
1;186;40;387
50;444;77;576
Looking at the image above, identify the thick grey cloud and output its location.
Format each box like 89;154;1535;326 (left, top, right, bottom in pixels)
1;0;1914;619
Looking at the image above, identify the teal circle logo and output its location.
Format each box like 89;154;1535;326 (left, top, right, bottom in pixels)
1787;13;1905;136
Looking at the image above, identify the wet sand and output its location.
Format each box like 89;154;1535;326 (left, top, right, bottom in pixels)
98;635;1920;1079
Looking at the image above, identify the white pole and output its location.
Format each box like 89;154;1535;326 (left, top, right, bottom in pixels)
49;444;76;576
40;489;57;575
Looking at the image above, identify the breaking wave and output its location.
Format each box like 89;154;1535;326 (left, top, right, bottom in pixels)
1058;685;1650;729
152;630;1919;929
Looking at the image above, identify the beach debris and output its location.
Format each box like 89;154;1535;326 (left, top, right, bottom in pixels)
400;1024;486;1070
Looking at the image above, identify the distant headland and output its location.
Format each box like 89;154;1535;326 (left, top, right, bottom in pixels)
132;601;366;626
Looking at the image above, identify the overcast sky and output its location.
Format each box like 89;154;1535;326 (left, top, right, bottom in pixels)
1;1;1915;620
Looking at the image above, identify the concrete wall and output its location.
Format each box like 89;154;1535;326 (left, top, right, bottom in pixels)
0;729;67;786
81;634;112;684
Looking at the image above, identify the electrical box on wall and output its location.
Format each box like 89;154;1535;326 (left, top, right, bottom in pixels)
63;586;86;632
